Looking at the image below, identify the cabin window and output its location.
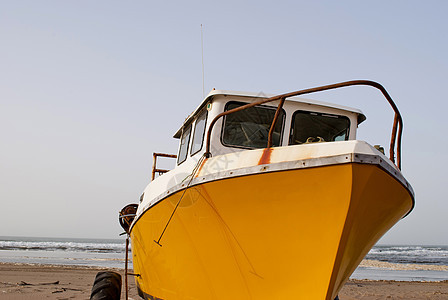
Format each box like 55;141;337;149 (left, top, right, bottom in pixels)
221;101;285;149
191;110;208;155
177;124;192;164
289;111;350;145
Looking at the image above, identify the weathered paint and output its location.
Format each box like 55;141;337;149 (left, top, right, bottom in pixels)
258;147;273;165
194;156;208;178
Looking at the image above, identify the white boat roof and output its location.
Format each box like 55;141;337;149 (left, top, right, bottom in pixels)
174;89;366;138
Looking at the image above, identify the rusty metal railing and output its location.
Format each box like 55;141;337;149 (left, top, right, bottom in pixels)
152;153;177;180
204;80;403;170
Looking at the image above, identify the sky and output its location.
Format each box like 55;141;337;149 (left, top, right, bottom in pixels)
1;1;447;244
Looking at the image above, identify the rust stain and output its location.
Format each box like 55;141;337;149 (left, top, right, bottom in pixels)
258;148;273;165
195;157;208;178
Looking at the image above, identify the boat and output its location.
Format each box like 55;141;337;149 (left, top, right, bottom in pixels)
119;80;414;300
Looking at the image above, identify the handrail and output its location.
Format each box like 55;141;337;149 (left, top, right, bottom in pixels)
152;153;177;180
204;80;403;170
267;97;286;148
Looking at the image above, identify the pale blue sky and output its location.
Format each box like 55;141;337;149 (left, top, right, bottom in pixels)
1;1;447;244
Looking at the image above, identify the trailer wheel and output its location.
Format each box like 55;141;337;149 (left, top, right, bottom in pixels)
90;271;122;300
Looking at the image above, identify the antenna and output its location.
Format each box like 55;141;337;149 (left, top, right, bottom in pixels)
201;24;205;98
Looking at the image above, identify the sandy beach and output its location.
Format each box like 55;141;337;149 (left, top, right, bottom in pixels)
1;263;447;299
0;263;140;299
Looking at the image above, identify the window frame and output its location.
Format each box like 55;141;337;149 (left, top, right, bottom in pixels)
177;123;192;165
288;110;351;145
190;109;208;156
220;100;286;150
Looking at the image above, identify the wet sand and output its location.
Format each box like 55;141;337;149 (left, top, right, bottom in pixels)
0;263;447;299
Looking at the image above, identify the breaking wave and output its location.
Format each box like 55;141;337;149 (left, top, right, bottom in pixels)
0;237;125;254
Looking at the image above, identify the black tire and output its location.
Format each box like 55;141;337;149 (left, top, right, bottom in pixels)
93;271;121;286
90;271;122;300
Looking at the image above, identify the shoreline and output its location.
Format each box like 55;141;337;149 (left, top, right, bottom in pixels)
1;263;447;299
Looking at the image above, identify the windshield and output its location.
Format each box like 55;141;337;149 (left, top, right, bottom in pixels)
222;101;285;149
289;111;350;145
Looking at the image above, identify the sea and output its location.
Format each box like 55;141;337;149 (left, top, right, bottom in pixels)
0;236;447;282
0;236;127;269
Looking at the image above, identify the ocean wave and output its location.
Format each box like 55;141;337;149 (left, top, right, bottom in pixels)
0;240;126;253
369;246;447;256
366;245;448;265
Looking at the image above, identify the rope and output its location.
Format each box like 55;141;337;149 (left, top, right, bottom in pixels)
154;154;206;246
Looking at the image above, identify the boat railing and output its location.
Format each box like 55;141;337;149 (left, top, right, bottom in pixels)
204;80;403;170
152;153;177;180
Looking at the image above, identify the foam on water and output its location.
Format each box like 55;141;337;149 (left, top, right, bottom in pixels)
0;240;124;253
365;245;448;265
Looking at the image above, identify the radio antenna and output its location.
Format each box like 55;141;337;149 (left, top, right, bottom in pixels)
201;24;205;98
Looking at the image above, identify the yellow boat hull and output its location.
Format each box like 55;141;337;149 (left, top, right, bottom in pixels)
130;163;413;299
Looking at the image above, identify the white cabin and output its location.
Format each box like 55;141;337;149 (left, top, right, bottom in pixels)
173;89;365;167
